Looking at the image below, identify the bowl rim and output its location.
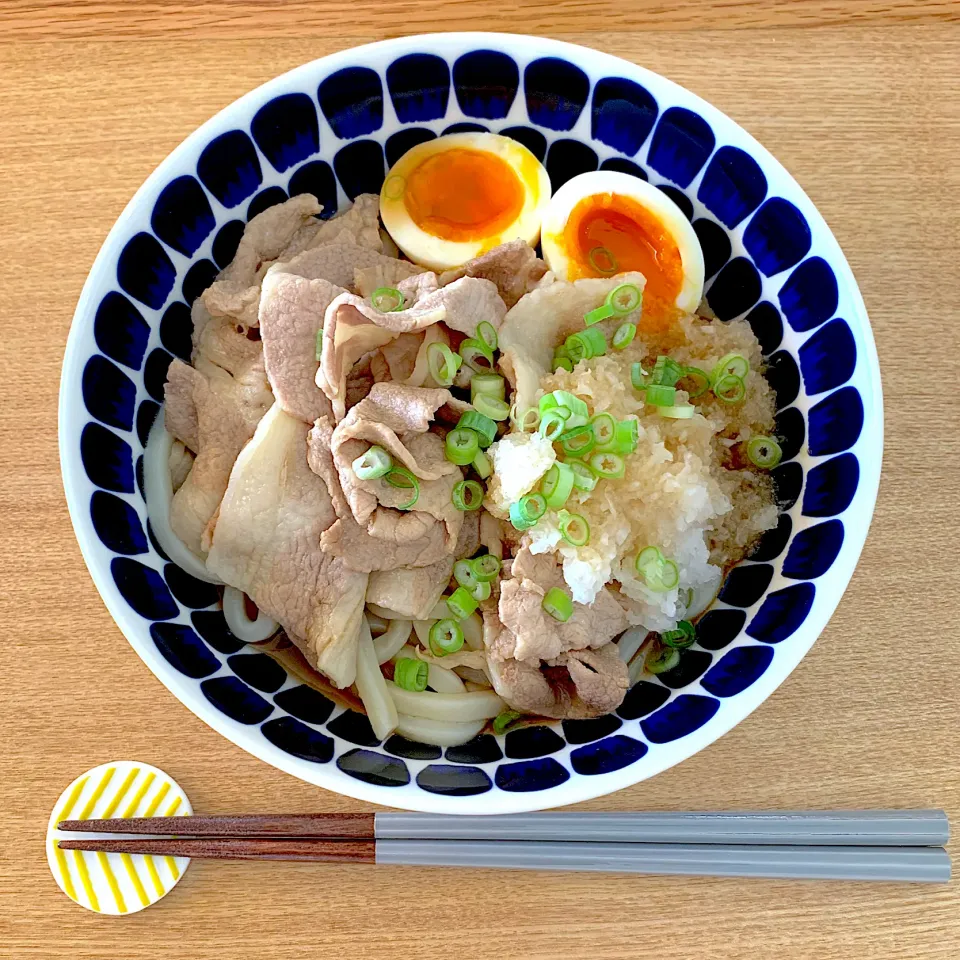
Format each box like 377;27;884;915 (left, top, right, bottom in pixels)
59;32;883;813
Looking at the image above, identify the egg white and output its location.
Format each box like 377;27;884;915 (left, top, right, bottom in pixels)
540;171;705;315
380;132;551;272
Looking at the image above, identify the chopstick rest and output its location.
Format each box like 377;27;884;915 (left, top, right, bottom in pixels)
46;761;192;914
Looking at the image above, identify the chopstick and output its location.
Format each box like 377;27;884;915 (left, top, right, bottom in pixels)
54;837;951;882
58;809;950;846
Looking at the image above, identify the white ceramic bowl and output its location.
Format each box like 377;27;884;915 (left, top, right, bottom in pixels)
59;34;882;812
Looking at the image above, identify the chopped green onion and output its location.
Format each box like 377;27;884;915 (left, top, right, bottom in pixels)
540;410;568;441
590;412;616;448
371;286;405;312
518;492;546;523
471;375;505;402
493;710;522;736
470;580;492;602
559;510;590;546
429;619;465;656
652;355;684;387
543;586;574;622
606;283;642;315
612;322;636;350
541;461;575;508
454;559;480;590
446;586;479;620
352;445;392;480
552;355;573;373
452;479;484;511
315;329;323;361
509;501;535;530
473;394;510;421
472;450;492;479
657;404;695;419
613;417;640;454
459;337;495;372
426;341;462;386
539;395;571;420
565;327;607;363
559;424;596;458
394;657;428;691
473;554;502;582
382;174;406;200
588;246;618;275
511;405;541;433
430;616;466;654
551;391;589;419
584;303;616;326
445;427;480;465
383;466;419;509
476;321;498;352
631;362;648;390
596;417;639;455
662;619;696;649
711;352;749;384
458;410;497;447
635;545;680;592
645;644;680;675
472;556;501;584
645;384;676;407
635;545;662;569
568;460;598;492
746;435;783;469
713;373;746;404
679;366;710;399
589;451;625;479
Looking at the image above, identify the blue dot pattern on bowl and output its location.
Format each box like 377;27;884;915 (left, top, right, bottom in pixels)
69;42;869;803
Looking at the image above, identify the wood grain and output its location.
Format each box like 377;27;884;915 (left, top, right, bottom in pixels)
2;0;958;38
58;812;377;837
58;838;379;862
1;6;959;960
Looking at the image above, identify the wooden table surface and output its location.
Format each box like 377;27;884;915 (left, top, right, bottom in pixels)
2;3;959;958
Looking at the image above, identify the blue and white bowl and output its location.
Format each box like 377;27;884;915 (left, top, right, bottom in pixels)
59;34;882;813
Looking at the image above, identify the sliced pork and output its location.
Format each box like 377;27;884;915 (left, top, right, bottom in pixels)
258;271;344;423
191;298;262;376
317;274;506;419
493;549;627;661
439;239;547;308
479;549;629;719
307;418;455;571
164;358;201;452
355;259;425;297
330;383;463;553
498;272;647;415
485;641;629;720
202;193;382;327
166;355;273;556
271;241;420;291
365;559;452;620
206;404;368;688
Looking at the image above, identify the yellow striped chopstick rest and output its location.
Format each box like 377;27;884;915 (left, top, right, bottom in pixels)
46;761;192;914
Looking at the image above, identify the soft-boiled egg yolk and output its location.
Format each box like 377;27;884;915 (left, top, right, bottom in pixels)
541;171;705;327
564;194;683;304
403;148;526;243
380;132;551;272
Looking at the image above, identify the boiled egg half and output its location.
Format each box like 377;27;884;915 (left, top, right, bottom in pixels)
380;132;551;271
541;171;705;325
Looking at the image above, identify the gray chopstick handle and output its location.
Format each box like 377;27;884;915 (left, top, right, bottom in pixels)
375;840;951;883
375;811;949;846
